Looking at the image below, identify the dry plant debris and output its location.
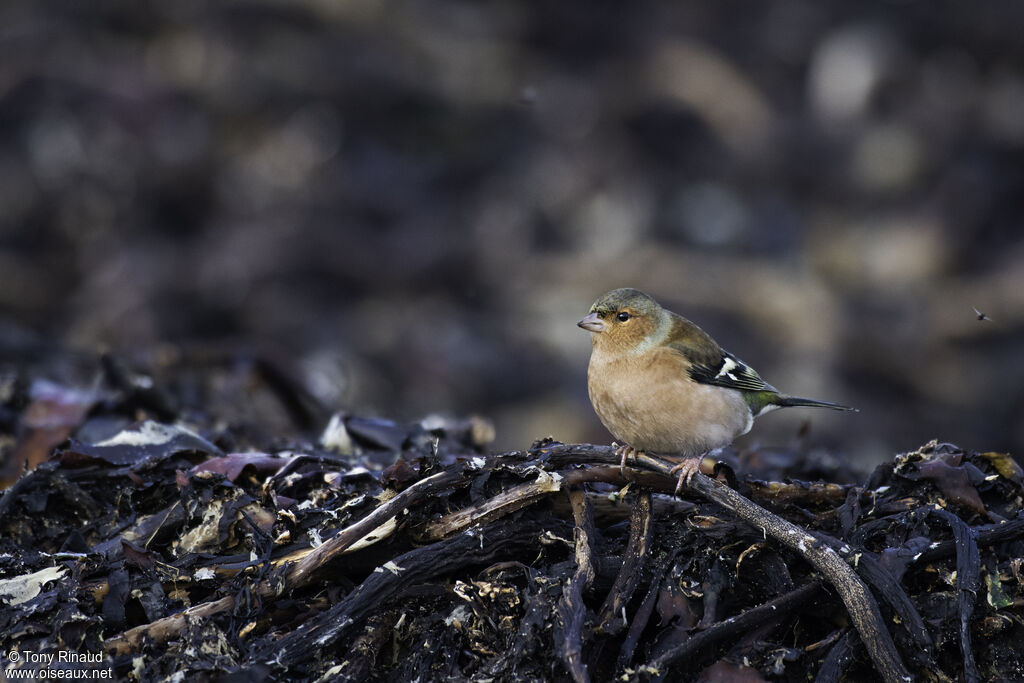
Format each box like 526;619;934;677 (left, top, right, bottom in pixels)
1;361;1024;682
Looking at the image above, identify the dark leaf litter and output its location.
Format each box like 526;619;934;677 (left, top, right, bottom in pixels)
1;357;1023;682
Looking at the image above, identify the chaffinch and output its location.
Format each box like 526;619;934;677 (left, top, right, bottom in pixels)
578;288;853;490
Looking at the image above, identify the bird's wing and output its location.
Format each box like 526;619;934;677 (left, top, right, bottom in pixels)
662;312;778;394
679;346;779;394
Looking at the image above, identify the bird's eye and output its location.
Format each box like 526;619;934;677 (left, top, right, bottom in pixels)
616;311;630;322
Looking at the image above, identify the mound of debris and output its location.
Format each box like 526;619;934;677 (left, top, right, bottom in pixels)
2;358;1023;681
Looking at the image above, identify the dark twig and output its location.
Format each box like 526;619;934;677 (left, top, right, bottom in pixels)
596;489;652;635
284;466;467;585
555;487;597;683
815;628;859;683
931;508;980;683
847;551;932;655
419;468;565;541
617;550;677;672
648;580;825;673
914;512;1024;564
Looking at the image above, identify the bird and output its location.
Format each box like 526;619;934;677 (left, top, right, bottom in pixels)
577;288;854;492
972;307;992;322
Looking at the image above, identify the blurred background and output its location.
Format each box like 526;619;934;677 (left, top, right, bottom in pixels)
1;0;1023;472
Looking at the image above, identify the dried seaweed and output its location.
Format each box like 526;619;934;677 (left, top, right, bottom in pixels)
2;367;1024;681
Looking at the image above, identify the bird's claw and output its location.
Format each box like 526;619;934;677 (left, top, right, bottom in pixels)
669;455;705;496
613;443;644;478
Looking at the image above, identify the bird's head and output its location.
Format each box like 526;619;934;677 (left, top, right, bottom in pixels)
577;288;665;352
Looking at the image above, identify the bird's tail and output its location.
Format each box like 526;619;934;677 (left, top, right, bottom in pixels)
775;395;857;411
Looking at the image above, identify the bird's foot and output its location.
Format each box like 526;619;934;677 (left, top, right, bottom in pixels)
669;454;706;496
613;443;645;477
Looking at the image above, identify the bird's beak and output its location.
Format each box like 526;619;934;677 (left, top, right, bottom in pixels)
577;312;605;332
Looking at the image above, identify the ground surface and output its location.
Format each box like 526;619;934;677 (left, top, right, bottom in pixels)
2;358;1023;681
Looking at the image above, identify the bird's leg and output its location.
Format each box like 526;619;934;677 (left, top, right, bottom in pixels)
669;454;706;496
613;442;645;477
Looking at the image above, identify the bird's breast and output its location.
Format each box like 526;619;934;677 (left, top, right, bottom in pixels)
587;347;752;455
